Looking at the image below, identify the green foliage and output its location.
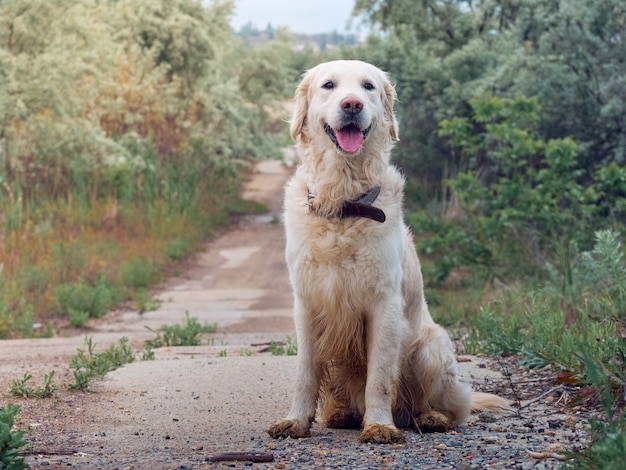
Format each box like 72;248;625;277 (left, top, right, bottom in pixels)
411;212;492;284
144;312;217;349
140;345;155;361
459;230;626;466
353;0;626;205
121;258;159;289
565;418;626;469
133;288;160;314
462;231;625;376
55;276;119;326
269;336;298;356
166;238;188;260
0;405;27;470
430;95;612;282
0;280;34;339
10;371;57;399
69;337;135;390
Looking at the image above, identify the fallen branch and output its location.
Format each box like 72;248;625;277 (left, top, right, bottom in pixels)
21;449;82;456
526;449;568;461
205;451;274;463
519;385;564;410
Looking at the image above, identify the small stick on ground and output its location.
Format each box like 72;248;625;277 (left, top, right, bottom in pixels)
205;451;274;463
526;449;569;461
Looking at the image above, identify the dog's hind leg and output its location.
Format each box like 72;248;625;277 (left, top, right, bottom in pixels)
403;324;472;432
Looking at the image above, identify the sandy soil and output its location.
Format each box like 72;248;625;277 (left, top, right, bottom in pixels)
0;149;592;469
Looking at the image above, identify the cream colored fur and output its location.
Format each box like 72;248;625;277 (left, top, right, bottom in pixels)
268;60;509;444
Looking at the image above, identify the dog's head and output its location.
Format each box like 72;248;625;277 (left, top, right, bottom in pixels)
290;60;399;155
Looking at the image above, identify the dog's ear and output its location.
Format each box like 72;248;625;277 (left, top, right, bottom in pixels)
383;79;399;141
290;71;310;141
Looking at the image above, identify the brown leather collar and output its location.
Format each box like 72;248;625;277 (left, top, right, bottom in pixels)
307;186;386;223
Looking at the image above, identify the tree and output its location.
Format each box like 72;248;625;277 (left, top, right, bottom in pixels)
353;0;626;205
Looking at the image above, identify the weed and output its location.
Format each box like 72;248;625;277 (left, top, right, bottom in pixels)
165;238;187;260
69;337;135;391
133;288;161;314
269;336;298;356
67;309;90;328
0;404;28;470
218;349;228;357
55;276;119;325
10;372;57;398
144;312;217;349
121;257;159;289
238;348;254;356
140;346;155;361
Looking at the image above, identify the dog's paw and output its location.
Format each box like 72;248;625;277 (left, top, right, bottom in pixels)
267;419;311;439
413;410;453;433
359;424;405;444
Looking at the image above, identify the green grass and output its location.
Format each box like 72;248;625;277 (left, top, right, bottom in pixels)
431;230;626;467
144;312;217;349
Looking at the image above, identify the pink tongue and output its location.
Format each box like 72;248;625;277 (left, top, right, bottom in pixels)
336;125;363;153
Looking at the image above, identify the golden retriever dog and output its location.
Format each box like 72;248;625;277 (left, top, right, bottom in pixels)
268;60;509;444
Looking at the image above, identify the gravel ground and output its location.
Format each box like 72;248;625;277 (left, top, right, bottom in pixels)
203;356;592;470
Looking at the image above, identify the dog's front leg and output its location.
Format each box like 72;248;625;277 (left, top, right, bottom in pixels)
359;297;405;444
268;298;320;439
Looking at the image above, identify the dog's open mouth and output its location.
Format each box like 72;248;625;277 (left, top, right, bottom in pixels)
325;123;371;154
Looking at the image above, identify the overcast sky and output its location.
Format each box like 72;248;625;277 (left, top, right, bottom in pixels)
230;0;361;35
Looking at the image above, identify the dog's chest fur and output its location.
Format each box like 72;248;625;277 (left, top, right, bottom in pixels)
284;165;406;365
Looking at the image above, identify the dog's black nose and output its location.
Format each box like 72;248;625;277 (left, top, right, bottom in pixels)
341;97;363;115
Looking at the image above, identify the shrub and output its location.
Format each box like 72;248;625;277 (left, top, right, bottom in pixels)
435;95;612;283
0;404;28;470
166;238;188;260
55;276;118;325
121;257;160;289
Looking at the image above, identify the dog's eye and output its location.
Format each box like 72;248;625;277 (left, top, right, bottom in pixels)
322;81;334;89
363;82;375;91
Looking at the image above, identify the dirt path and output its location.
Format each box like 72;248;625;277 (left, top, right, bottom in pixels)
0;149;591;469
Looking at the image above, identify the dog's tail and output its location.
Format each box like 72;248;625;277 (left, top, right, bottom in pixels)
470;392;512;413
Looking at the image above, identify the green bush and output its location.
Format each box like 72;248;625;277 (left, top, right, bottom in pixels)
433;95;619;283
121;257;160;289
55;276;118;326
0;405;28;470
166;238;188;260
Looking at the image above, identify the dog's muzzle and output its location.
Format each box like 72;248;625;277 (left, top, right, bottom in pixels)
325;123;371;154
